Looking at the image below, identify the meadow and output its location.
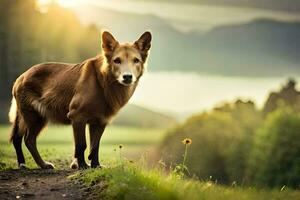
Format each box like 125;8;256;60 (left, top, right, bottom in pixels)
72;155;300;200
0;125;165;169
1;124;299;199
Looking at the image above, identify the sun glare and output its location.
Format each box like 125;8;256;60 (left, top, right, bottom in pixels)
38;0;79;8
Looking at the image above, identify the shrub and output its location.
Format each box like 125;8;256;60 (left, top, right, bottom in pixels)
247;108;300;188
160;100;261;184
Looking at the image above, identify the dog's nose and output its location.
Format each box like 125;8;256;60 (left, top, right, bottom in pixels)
123;74;132;83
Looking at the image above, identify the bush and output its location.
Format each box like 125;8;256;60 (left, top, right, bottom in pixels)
247;108;300;188
160;100;261;184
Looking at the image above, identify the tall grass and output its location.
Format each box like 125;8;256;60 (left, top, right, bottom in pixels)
72;142;300;200
72;159;300;200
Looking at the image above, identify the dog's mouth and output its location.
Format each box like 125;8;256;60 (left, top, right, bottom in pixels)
119;80;134;86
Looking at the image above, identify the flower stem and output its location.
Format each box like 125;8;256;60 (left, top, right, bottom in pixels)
182;144;188;166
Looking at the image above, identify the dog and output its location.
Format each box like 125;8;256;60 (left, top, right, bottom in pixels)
8;31;152;169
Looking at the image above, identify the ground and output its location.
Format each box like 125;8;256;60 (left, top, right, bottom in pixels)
1;125;299;200
0;125;164;199
0;169;85;200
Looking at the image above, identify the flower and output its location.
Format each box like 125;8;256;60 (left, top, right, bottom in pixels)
118;144;123;149
182;138;192;145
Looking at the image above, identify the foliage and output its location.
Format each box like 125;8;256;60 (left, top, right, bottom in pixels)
160;100;262;185
263;79;300;115
248;108;300;188
160;88;300;188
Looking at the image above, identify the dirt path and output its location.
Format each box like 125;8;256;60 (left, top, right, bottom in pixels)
0;169;88;200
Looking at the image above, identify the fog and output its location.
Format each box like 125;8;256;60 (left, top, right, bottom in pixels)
131;72;297;117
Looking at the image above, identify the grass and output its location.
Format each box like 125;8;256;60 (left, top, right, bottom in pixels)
0;124;165;169
1;124;300;200
72;160;300;200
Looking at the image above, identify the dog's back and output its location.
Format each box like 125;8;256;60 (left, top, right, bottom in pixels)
11;62;82;125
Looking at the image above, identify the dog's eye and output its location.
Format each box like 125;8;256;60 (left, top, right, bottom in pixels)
113;58;121;64
133;58;140;64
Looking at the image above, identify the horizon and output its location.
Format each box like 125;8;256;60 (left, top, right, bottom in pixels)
38;0;300;32
130;72;300;117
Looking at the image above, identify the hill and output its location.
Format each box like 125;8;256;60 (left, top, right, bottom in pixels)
73;6;300;77
136;0;300;12
113;104;177;128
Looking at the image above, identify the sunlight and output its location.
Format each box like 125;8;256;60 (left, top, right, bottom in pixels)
56;0;79;7
37;0;80;8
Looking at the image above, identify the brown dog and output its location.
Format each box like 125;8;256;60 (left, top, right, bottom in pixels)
8;31;152;169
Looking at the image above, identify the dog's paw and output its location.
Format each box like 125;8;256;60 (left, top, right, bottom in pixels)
70;159;78;169
78;163;90;170
91;161;100;168
91;162;106;169
19;163;28;169
41;161;55;169
70;159;89;170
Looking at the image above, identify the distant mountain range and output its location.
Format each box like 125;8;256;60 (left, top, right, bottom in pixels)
136;0;300;12
113;104;177;128
73;6;300;77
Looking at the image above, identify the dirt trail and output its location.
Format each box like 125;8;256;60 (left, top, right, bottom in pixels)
0;169;88;200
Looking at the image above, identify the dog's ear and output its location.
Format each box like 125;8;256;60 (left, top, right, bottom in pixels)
102;31;119;53
134;31;152;52
134;31;152;62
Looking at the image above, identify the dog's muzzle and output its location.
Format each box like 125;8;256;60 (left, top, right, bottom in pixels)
122;74;133;84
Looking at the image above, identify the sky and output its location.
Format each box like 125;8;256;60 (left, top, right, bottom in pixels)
38;0;300;32
130;72;298;117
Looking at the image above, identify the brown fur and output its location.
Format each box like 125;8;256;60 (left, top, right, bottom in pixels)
9;31;152;169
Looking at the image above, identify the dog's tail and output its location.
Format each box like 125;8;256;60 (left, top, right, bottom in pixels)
9;97;19;143
9;97;17;123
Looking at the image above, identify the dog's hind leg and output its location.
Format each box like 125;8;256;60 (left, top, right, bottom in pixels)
10;114;26;169
22;110;53;169
24;120;54;169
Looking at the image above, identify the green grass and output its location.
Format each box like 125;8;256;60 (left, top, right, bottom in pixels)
0;125;165;169
72;161;300;200
1;125;300;199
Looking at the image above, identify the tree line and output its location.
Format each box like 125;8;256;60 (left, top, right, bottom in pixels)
160;79;300;188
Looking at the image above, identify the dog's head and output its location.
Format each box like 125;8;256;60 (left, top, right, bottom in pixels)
101;31;152;86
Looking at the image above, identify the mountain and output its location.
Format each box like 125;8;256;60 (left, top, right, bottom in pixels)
73;6;300;77
136;0;300;12
112;104;177;128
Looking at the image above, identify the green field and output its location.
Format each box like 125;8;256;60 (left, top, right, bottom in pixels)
1;125;299;200
0;125;165;169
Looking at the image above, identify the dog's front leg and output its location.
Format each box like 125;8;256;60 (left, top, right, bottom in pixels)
88;122;106;168
71;122;89;169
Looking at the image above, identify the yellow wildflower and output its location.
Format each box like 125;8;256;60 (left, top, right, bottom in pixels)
182;138;192;145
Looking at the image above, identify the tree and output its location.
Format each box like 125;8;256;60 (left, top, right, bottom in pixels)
160;100;262;184
248;108;300;188
263;78;300;115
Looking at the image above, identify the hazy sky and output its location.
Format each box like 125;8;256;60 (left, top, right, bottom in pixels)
40;0;300;31
130;72;297;117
